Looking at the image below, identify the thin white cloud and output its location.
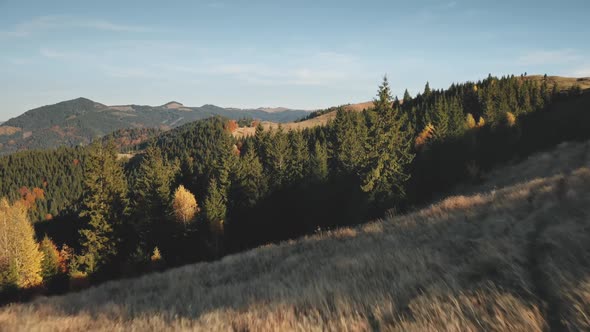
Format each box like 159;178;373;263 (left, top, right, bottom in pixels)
0;16;150;38
519;49;582;66
101;65;157;79
162;51;361;87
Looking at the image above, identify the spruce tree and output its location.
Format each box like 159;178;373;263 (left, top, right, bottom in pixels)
132;143;176;251
310;140;329;181
286;131;310;183
361;77;414;207
39;235;60;281
330;109;368;174
78;139;129;274
230;144;267;209
203;178;226;256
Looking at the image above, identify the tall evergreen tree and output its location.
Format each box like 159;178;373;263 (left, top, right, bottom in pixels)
286;131;310;183
39;235;60;281
230;144;267;210
361;77;414;207
78;139;129;274
330;109;368;174
310;140;329;181
132;143;176;251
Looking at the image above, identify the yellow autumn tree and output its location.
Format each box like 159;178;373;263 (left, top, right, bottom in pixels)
466;113;477;129
414;123;436;150
172;185;199;224
0;198;43;288
504;111;516;127
477;116;486;128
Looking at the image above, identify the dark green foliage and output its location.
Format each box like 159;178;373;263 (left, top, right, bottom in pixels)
39;236;60;281
0;147;87;223
131;143;177;254
286;131;310;182
361;77;414;208
0;98;310;155
78;139;129;274
310;140;328;181
229;144;267;211
330;109;368;174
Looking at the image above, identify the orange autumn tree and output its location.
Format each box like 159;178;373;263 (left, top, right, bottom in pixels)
18;187;45;210
225;120;239;133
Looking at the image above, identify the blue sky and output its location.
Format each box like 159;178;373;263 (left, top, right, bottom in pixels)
1;0;589;119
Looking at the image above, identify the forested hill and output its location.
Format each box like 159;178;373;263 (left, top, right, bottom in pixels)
1;73;589;307
0;98;310;155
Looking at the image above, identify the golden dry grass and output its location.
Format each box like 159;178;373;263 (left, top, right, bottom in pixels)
0;126;22;136
2;140;590;331
524;75;590;91
233;101;373;138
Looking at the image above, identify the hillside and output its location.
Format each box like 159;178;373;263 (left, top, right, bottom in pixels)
0;98;310;155
2;139;589;331
233;75;589;138
233;101;373;137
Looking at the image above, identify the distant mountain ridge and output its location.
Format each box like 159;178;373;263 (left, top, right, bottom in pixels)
0;97;310;155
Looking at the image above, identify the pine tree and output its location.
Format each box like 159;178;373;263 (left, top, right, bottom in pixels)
78;139;129;274
447;96;465;137
431;96;449;138
423;81;432;97
204;178;226;257
361;77;414;206
403;89;412;104
265;126;290;188
0;199;43;288
204;178;226;236
286;131;310;183
330;109;368;174
230;144;267;209
310;140;329;181
39;235;60;281
133;143;176;249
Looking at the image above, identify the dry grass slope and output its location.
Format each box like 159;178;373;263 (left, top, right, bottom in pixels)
2;141;590;331
233;101;373;138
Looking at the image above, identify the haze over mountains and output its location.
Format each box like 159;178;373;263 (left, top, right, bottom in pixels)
0;97;310;154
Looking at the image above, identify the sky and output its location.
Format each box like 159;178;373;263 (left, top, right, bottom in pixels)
0;0;589;119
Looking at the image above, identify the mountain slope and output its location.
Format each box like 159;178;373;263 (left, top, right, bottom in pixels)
233;101;373;137
233;75;590;138
2;139;589;331
0;98;310;154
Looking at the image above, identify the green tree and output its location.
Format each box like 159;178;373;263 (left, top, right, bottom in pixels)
286;131;310;183
361;77;414;207
78;139;129;274
132;143;176;250
310;140;329;181
230;144;267;209
39;235;60;281
204;178;226;237
330;109;368;174
203;178;226;257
